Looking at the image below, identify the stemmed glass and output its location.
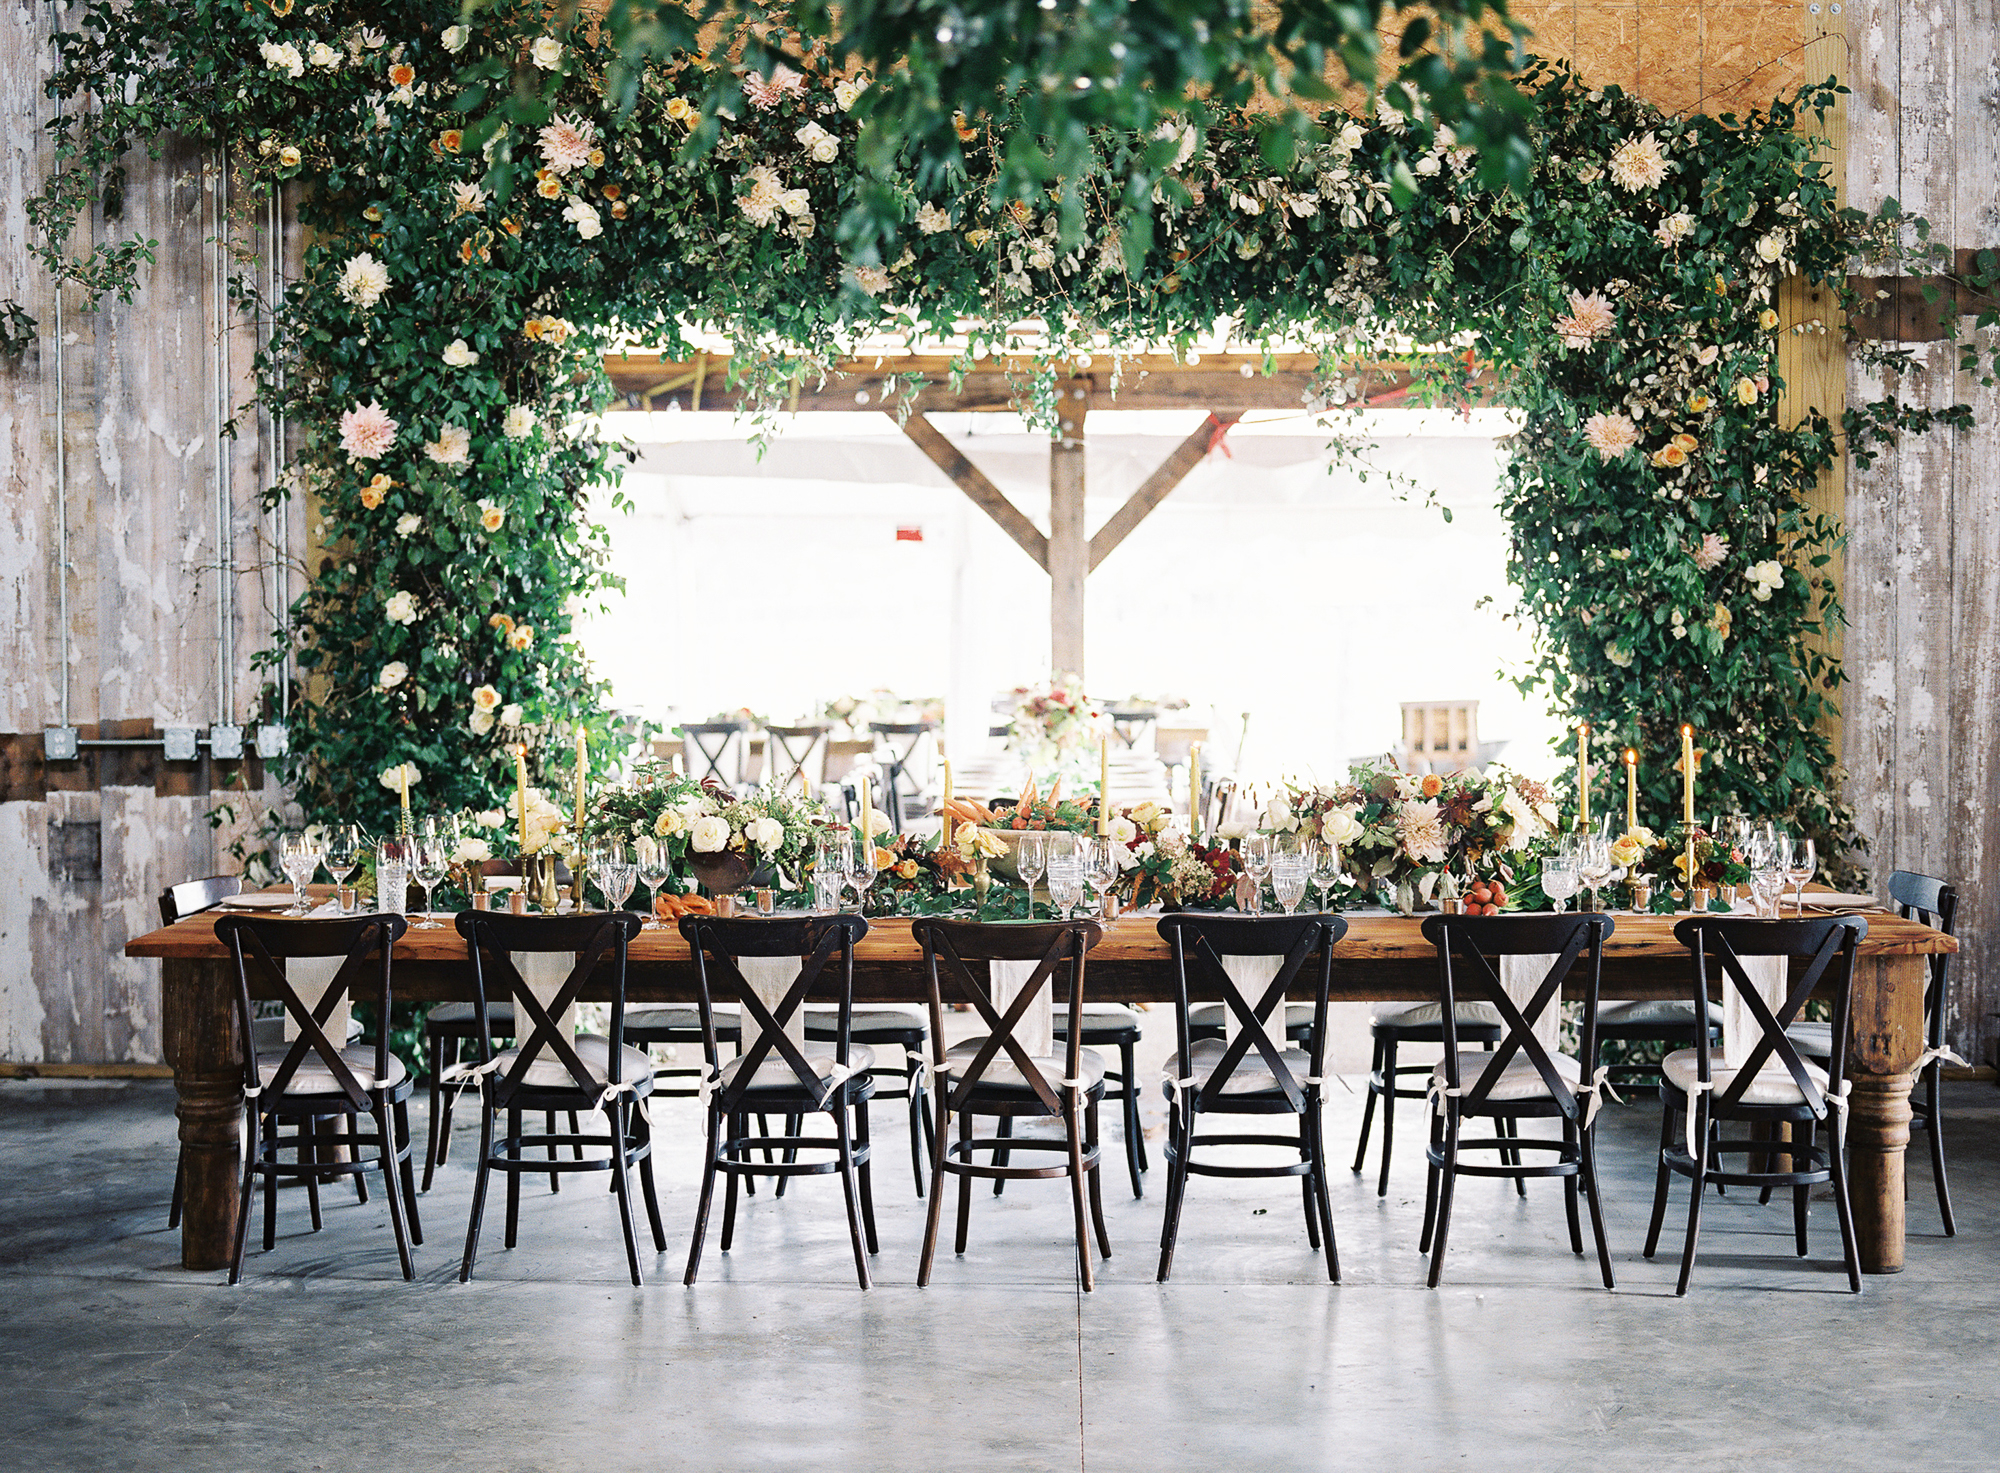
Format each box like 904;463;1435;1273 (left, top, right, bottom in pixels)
408;831;449;927
1045;848;1085;920
1541;854;1579;914
586;839;626;914
1745;834;1786;917
848;828;880;914
814;833;851;913
1015;830;1048;914
1308;841;1344;911
323;824;361;912
279;832;323;915
1240;832;1273;916
1081;835;1118;918
1576;834;1615;912
600;844;638;914
635;837;671;927
1271;852;1308;916
1784;836;1817;913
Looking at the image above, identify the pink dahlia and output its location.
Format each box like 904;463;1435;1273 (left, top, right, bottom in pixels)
1692;532;1730;571
339;400;398;460
1553;290;1615;351
1582;411;1640;462
742;65;805;111
537;114;595;175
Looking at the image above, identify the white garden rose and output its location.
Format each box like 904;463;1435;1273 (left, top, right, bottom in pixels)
502;405;536;439
689;815;731;853
474;810;505;829
442;337;478;367
376;661;408;689
499;703;523;727
395;512;421;536
561;198;603;240
425;423;470;466
378;761;420;792
260;40;304;78
1108;816;1138;845
307;40;340;69
1321;806;1364;846
383;590;418;624
832;77;867;110
530;37;564;69
451;836;491;865
795;121;838;163
653;808;685;838
468;711;495;735
746;815;785;852
336;252;390;308
440;25;470;53
471;684;501;713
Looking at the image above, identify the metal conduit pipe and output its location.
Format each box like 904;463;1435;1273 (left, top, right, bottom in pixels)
52;266;70;731
212;149;234;726
268;188;289;721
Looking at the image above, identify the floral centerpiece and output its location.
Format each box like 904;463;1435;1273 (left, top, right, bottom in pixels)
1005;674;1106;780
1629;825;1748;908
585;764;836;896
1119;828;1247;910
1268;761;1561;911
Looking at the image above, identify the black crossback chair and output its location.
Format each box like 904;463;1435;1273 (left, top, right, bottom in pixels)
1787;872;1957;1235
215;913;421;1284
680;719;753;792
1155;913;1348;1283
912;919;1113;1290
764;722;832;795
870;720;938;834
1644;914;1866;1295
1053;1003;1147;1198
680;914;879;1288
1416;913;1617;1290
453;910;665;1286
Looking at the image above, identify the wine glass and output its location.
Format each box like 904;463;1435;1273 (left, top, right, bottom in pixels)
1785;836;1817;913
323;824;362;912
1541;856;1578;914
1045;851;1085;920
1081;835;1118;917
602;846;639;913
848;828;880;913
279;832;322;914
409;832;449;927
1577;834;1615;912
1240;832;1273;916
1015;830;1048;911
1272;853;1308;915
635;836;671;927
588;838;630;914
1309;841;1344;911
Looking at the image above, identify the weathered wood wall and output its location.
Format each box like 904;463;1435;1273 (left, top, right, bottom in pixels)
3;0;1993;1064
1;4;290;1064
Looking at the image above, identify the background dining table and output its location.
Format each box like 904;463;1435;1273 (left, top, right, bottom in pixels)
126;893;1955;1278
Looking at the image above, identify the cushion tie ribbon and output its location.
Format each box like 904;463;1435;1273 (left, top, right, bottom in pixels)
1575;1065;1625;1128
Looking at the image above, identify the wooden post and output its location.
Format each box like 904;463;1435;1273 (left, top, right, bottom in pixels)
1049;382;1088;677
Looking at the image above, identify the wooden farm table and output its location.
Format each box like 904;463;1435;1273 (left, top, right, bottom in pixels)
127;902;1955;1277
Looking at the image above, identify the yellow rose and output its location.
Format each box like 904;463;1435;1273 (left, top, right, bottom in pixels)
1670;432;1698;454
1759;308;1780;330
277;145;302;169
441;129;463;153
1734;377;1759;405
664;97;692;122
1688;393;1710;412
508;624;534;650
587;148;605;168
1650;443;1688;468
895;859;920;880
536;176;562;199
873;846;895;871
1710;602;1733;639
363;205;383;222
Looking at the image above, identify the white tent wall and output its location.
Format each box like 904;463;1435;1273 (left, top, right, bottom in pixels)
581;409;1563;785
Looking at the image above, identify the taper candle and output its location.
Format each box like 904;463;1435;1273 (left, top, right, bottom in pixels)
1577;722;1591;832
513;746;529;853
942;758;952;813
857;773;872;853
574;729;587;839
1189;743;1202;841
1099;737;1111;835
1624;749;1638;832
399;763;411;823
1680;724;1697;823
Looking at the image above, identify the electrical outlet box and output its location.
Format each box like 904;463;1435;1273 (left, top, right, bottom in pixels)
162;727;199;761
255;723;289;759
42;726;79;761
208;724;244;761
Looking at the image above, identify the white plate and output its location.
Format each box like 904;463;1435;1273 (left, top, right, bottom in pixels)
215;893;295;911
1798;892;1879;909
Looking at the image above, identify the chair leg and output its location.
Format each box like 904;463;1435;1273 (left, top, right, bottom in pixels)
1643;1095;1677;1259
1561;1118;1584;1254
918;1091;951;1287
1310;1106;1339;1282
1086;1097;1112;1260
1505;1116;1528;1198
953;1110;975;1255
1156;1105;1190;1282
348;1113;369;1202
607;1100;645;1287
394;1100;424;1245
263;1117;279;1252
1675;1105;1708;1296
374;1102;416;1281
569;1111;585;1162
544;1110;561;1194
1580;1124;1615;1289
684;1107;722;1286
1120;1038;1143;1199
1425;1111;1461;1289
1827;1112;1863;1293
854;1094;879;1256
1299;1111;1321;1251
1418;1108;1442;1256
1066;1101;1095;1292
1376;1036;1399;1198
635;1105;667;1254
834;1105;872;1289
169;1148;186;1229
423;1029;445;1192
1352;1033;1383;1174
992;1115;1012;1196
719;1145;742;1253
775;1114;800;1200
229;1108;260;1285
1926;1064;1956;1236
907;1061;928;1200
504;1108;522;1249
302;1115;324;1232
459;1100;495;1283
1794;1120;1813;1257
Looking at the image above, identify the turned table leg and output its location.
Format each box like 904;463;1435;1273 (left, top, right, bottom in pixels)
1845;953;1925;1275
162;958;245;1271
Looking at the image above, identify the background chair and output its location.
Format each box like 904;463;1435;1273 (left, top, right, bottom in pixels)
1155;913;1347;1283
1787;871;1957;1235
1053;1002;1148;1197
215;912;420;1284
1644;914;1865;1295
454;910;664;1286
763;722;832;796
680;913;878;1288
870;720;939;833
680;719;754;793
1351;999;1507;1199
912;918;1112;1290
1416;913;1617;1290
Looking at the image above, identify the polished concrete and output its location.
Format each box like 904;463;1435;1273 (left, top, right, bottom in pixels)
2;1050;1995;1472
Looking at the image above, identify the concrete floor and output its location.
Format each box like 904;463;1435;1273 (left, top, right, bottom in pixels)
2;1050;1995;1473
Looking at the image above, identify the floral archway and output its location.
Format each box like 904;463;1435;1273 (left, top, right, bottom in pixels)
27;1;1968;867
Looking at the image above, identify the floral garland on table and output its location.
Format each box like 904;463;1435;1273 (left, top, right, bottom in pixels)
584;768;836;892
27;7;1989;873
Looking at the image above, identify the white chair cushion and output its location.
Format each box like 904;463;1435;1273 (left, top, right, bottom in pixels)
943;1039;1105;1092
1599;999;1699;1026
1432;1048;1581;1102
1054;1002;1144;1033
1166;1036;1316;1097
804;1003;928;1033
257;1044;407;1095
490;1034;655;1093
625;1005;738;1033
1661;1048;1830;1106
252;1015;366;1053
1188;1000;1316;1029
1785;1022;1834;1060
719;1043;877;1093
426;1000;515;1025
1372;1001;1503;1030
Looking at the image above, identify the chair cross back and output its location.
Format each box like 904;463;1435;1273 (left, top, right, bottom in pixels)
763;724;831;794
217;914;406;1109
1178;928;1325;1111
915;920;1100;1116
1424;914;1611;1121
680;721;749;789
456;911;640;1105
682;915;866;1109
1888;871;1956;1018
1679;916;1862;1120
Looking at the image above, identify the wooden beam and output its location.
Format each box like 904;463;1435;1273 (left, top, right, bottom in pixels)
1049;387;1088;677
1088;410;1242;574
897;412;1049;571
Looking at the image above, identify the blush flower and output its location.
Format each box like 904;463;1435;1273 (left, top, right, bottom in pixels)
1692;532;1730;571
737;165;786;227
451;181;487;216
742;65;805;110
1607;131;1669;192
424;423;470;466
336;251;389;308
1553;289;1615;350
537;115;596;174
1582;411;1639;462
339;400;398;460
1396;800;1449;867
